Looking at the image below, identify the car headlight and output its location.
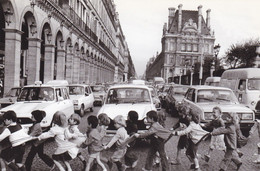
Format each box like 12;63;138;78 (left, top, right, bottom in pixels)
251;101;256;106
241;113;253;120
73;100;78;104
204;112;214;120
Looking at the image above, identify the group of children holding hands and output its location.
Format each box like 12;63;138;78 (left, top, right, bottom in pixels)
0;105;259;171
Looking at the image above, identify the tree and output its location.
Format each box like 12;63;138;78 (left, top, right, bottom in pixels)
225;38;260;68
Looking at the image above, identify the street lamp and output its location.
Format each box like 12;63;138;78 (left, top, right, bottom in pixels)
190;65;194;86
29;21;37;36
214;44;221;69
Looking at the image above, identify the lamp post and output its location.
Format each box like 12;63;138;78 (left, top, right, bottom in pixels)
190;65;194;86
214;44;221;70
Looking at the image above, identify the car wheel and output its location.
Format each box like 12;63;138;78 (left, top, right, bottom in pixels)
79;105;85;117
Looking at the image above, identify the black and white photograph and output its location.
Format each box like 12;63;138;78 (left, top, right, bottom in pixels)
0;0;260;170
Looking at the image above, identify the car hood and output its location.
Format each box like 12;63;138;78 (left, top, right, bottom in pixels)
0;97;17;103
98;103;155;120
0;101;55;117
69;95;84;100
199;103;253;113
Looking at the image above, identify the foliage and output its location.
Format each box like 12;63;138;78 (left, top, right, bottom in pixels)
225;38;260;68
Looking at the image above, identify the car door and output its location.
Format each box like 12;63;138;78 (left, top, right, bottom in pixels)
57;87;74;116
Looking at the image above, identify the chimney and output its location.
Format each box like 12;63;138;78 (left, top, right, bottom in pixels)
206;9;211;29
178;4;183;32
168;7;176;30
163;23;167;35
197;5;202;33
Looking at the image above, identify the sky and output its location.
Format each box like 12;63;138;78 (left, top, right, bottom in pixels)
113;0;260;77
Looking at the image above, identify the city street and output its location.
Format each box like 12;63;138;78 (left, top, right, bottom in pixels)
23;107;260;171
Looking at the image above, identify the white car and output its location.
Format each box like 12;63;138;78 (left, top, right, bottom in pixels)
68;84;94;116
0;80;74;129
97;84;157;133
182;85;255;135
0;87;21;108
90;85;106;106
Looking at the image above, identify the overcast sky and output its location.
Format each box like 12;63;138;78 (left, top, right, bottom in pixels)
113;0;260;77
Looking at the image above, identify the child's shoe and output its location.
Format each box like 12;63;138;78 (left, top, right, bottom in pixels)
131;160;138;168
203;154;210;162
236;162;242;170
170;159;181;165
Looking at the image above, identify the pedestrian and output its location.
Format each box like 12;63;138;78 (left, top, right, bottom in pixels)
170;106;190;165
202;106;226;162
233;113;247;157
211;112;242;171
172;110;209;171
0;110;32;171
80;115;108;171
64;114;87;169
249;119;260;163
153;110;167;166
0;115;9;171
104;115;129;171
38;111;79;171
125;111;139;168
134;110;171;171
25;110;55;171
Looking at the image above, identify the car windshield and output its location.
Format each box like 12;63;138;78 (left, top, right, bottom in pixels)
197;89;238;103
248;79;260;90
5;88;20;97
17;87;55;101
173;86;189;95
69;86;84;95
91;86;105;92
106;88;151;104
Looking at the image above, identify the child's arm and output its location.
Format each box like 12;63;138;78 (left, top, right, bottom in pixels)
0;128;11;142
211;126;233;136
29;124;42;137
38;127;56;140
104;133;120;149
174;124;192;136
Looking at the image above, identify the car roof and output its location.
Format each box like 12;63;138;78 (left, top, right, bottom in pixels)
189;85;231;90
68;84;90;87
108;84;150;90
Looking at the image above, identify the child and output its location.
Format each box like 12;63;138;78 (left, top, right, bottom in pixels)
65;114;87;169
202;106;226;162
0;110;32;171
104;115;129;171
25;110;55;171
134;110;171;171
172;110;209;171
38;111;79;171
170;106;190;165
211;112;242;171
125;111;139;168
249;119;260;163
80;115;107;171
153;110;167;166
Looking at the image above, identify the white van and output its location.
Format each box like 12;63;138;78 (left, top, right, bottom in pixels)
219;68;260;118
204;77;221;86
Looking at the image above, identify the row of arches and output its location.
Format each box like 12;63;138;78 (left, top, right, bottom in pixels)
0;0;117;94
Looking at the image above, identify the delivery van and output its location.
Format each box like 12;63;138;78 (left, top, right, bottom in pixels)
219;68;260;118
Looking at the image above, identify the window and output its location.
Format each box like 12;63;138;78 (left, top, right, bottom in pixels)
187;44;192;52
193;44;198;52
186;89;195;102
181;44;186;52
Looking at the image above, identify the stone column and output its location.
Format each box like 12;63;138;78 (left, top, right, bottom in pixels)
72;51;80;83
3;29;22;94
85;59;89;84
27;38;42;85
44;44;55;83
198;5;203;34
80;55;85;83
66;52;73;84
56;49;66;80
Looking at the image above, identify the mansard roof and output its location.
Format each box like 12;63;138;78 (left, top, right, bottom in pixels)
168;10;210;35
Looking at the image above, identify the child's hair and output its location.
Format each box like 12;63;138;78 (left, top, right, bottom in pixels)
98;113;110;126
146;110;158;122
51;111;68;127
114;115;126;127
31;110;46;123
3;110;17;122
87;115;99;128
157;111;166;127
213;106;222;113
69;113;81;125
188;109;200;124
128;111;138;123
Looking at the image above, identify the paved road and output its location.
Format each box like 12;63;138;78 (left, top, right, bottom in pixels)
20;107;260;171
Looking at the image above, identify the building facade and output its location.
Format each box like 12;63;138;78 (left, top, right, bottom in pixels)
146;4;215;83
0;0;135;94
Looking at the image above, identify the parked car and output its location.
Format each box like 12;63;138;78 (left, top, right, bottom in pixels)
0;80;74;129
182;85;255;136
68;84;94;116
165;84;189;116
0;87;21;108
97;84;156;134
90;85;106;106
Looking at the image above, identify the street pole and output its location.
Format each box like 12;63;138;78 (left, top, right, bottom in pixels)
190;65;194;86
